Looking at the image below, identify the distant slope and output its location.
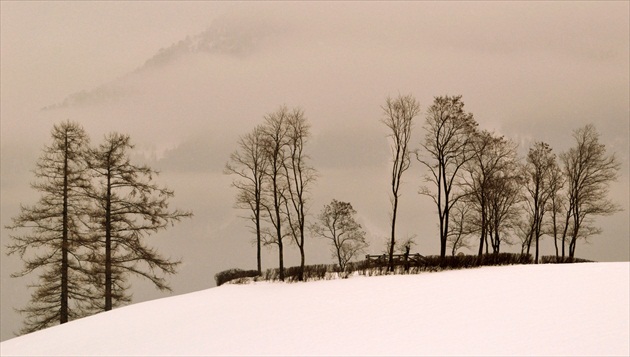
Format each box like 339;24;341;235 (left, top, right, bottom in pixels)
1;263;628;356
41;17;280;111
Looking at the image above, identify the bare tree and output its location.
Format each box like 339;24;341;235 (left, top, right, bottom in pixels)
462;131;518;258
225;125;268;274
485;156;522;254
281;108;316;281
447;199;475;256
560;124;621;258
310;200;367;271
545;161;565;257
261;106;291;281
381;94;419;271
88;133;192;311
5;121;96;334
523;142;559;263
417;95;477;262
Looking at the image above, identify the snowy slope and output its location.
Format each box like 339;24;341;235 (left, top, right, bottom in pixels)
1;262;628;356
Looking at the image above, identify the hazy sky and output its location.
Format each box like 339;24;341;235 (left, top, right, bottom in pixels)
1;1;628;341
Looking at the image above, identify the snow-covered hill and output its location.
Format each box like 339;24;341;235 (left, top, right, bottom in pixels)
1;262;628;356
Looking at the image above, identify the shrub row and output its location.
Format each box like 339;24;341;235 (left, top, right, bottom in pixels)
215;268;261;286
540;255;594;264
261;264;340;283
215;253;593;286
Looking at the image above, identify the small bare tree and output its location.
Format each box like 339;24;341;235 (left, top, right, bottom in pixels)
560;124;620;258
310;200;367;271
447;200;475;256
381;94;419;271
225;125;269;274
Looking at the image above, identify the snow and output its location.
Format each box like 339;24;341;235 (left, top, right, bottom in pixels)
1;262;628;356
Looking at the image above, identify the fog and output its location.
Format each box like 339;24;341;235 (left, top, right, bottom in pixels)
1;1;628;341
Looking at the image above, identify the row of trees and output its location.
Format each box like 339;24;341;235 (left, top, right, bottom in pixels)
228;95;621;276
9;97;619;334
6;121;191;334
225;107;316;281
225;106;371;279
383;95;621;267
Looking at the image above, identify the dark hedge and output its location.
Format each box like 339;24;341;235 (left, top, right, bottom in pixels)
216;253;594;286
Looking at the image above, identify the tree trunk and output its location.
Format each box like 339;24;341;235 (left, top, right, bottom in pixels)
104;171;112;311
440;204;450;263
60;135;69;324
255;204;262;274
535;231;540;264
553;216;559;258
388;195;398;272
277;223;284;281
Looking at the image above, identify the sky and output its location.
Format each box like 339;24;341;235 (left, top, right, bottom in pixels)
1;1;629;342
1;262;628;356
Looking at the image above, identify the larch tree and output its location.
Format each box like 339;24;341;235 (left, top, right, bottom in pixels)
310;199;368;272
87;132;192;311
381;94;419;271
560;124;620;258
225;125;269;274
417;95;477;262
5;121;96;334
281;108;316;281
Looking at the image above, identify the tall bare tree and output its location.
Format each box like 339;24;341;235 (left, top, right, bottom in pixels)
485;152;522;254
462;131;517;257
381;94;419;271
417;95;477;261
225;125;269;274
5;121;96;334
560;124;620;258
310;200;367;271
281;108;316;281
545;160;565;257
261;106;291;281
524;142;559;263
88;133;192;311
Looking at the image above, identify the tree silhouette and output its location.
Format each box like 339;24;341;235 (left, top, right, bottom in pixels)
382;94;419;271
87;132;192;311
6;121;96;334
225;125;269;274
310;200;367;271
281;109;316;281
417;95;477;261
560;124;620;258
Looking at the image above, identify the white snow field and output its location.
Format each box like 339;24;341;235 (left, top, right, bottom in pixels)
1;262;628;356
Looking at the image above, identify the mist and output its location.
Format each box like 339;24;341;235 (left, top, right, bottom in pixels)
2;1;628;342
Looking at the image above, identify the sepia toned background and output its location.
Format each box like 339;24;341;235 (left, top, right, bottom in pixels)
1;1;628;341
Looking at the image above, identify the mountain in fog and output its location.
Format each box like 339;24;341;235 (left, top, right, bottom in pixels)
42;18;280;111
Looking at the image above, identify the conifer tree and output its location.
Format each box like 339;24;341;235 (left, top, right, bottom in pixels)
87;132;192;311
6;121;96;334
